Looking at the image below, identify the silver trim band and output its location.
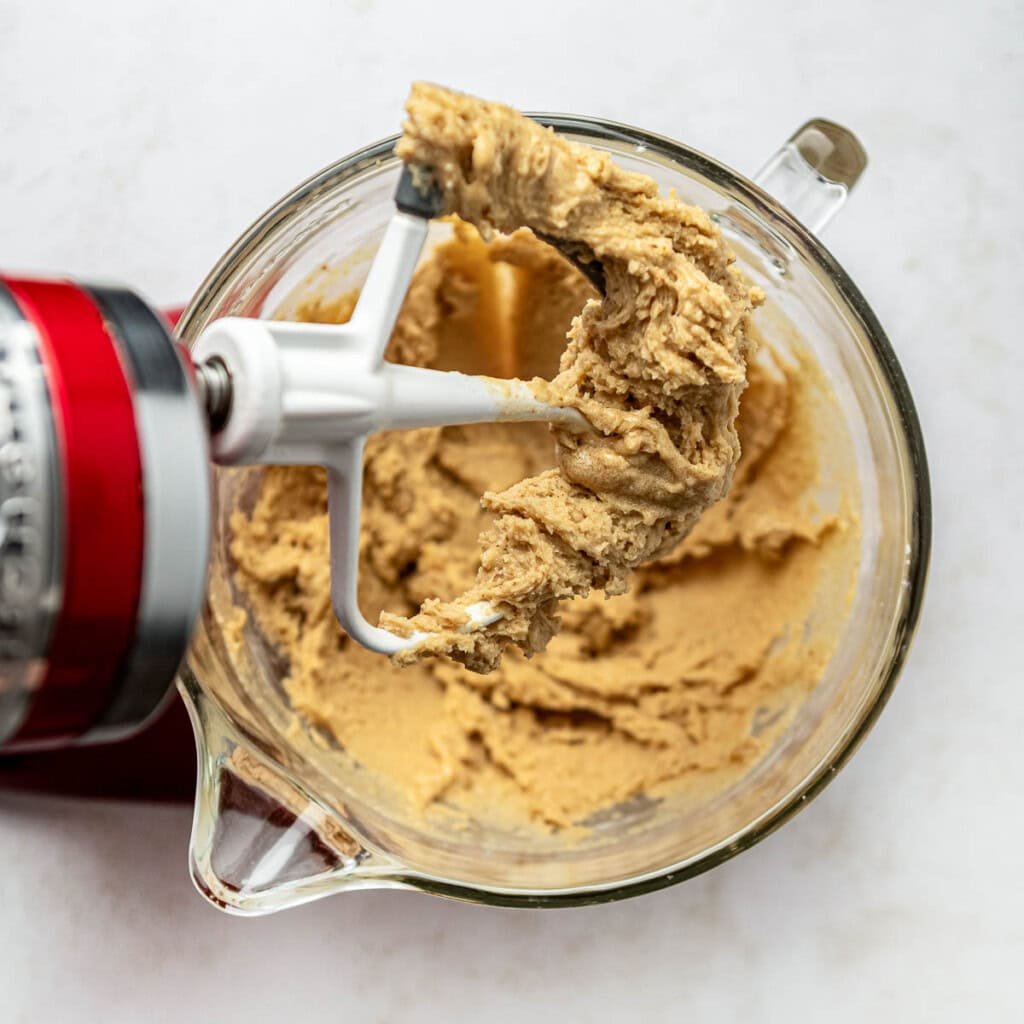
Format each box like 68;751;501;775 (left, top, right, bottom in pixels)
83;287;211;742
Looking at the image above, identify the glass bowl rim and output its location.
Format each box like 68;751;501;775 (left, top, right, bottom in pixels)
177;112;932;908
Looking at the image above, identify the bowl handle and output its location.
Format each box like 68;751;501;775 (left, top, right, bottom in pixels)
753;119;868;234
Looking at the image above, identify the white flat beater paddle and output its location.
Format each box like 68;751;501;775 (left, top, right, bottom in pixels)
192;168;593;656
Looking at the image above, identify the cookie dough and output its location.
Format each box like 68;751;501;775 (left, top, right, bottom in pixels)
229;221;857;831
381;84;762;672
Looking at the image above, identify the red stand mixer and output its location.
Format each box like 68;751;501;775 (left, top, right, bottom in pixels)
0;285;204;796
0;168;592;793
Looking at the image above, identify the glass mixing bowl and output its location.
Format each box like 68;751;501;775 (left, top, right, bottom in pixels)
175;116;930;914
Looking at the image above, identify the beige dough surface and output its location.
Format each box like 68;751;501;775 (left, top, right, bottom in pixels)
380;84;762;672
229;218;858;831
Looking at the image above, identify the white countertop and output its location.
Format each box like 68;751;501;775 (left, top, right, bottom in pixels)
1;1;1021;1020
